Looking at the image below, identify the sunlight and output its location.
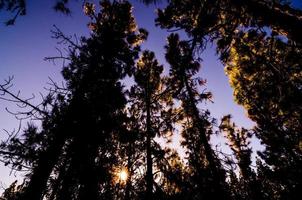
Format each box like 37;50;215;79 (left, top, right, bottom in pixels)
118;169;128;182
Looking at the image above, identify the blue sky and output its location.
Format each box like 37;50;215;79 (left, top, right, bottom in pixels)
0;0;301;190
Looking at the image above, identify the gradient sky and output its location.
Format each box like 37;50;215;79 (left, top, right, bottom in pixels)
0;0;301;190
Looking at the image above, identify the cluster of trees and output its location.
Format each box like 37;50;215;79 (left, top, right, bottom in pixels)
0;0;301;199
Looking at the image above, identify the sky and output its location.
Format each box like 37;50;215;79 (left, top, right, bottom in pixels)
0;0;301;190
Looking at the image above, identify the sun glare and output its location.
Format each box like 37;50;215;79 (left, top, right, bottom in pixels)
119;169;128;182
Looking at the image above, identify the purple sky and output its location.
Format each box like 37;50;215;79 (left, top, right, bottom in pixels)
0;0;301;190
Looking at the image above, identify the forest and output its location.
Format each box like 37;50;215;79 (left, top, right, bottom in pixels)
0;0;301;199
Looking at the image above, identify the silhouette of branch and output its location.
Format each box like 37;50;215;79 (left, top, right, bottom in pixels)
44;47;71;69
51;25;81;49
0;76;49;118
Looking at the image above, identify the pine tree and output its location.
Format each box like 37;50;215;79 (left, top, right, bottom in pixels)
1;1;147;199
220;115;264;200
165;33;230;199
155;1;302;199
224;29;302;200
155;0;302;47
129;50;166;199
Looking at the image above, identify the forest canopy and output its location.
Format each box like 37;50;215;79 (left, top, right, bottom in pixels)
0;0;301;200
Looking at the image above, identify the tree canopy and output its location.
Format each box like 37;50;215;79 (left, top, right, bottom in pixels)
0;0;302;200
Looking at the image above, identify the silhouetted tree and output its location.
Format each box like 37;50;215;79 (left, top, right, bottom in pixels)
129;50;166;199
155;0;302;48
1;0;302;199
220;115;264;200
1;1;147;200
155;1;302;199
224;29;302;200
165;33;230;199
116;50;177;200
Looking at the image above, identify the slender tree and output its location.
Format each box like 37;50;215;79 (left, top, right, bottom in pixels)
220;115;264;200
165;33;230;199
129;50;165;199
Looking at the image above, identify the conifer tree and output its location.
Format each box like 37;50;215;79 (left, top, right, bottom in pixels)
1;1;147;199
1;1;302;199
129;50;166;199
165;33;230;199
224;29;302;200
220;115;263;200
155;1;302;199
155;0;302;47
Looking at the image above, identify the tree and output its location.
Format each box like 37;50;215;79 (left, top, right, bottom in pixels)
1;0;302;199
224;29;302;200
155;0;302;47
220;115;264;200
116;50;177;200
129;50;165;199
1;1;147;199
0;75;71;200
165;33;230;199
155;1;302;199
116;110;145;200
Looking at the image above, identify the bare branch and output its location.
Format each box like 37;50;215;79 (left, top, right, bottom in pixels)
0;76;49;118
51;25;81;49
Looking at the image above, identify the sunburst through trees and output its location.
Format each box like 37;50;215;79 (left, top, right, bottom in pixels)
0;0;302;200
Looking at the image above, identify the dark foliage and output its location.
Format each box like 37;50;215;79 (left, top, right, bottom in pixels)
0;0;302;200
